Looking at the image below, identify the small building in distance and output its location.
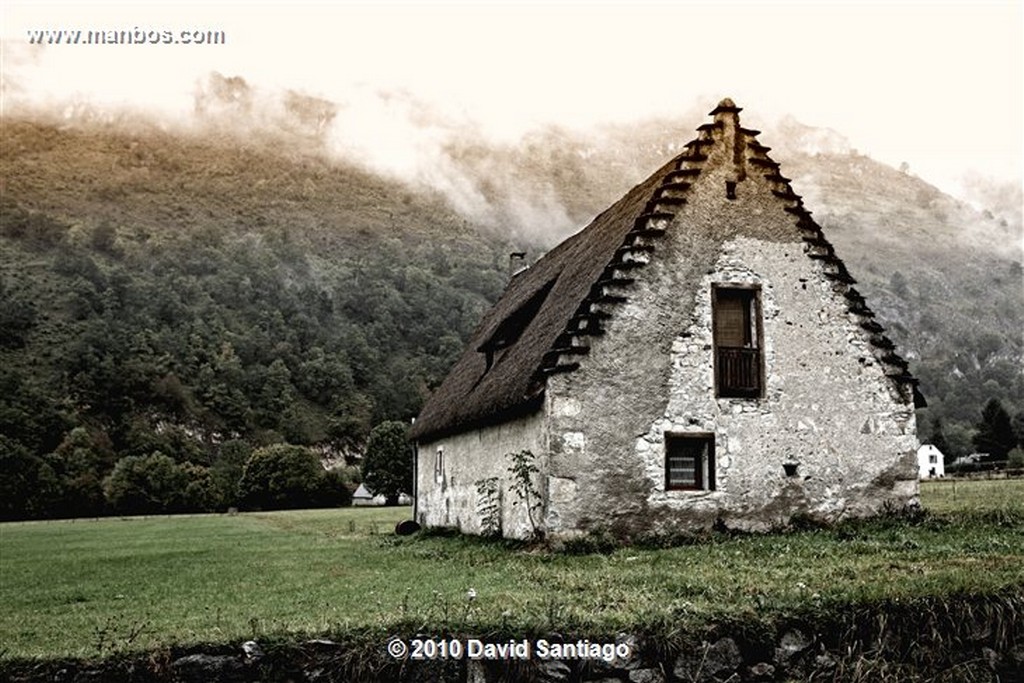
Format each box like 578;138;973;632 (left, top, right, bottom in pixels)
411;99;923;540
917;444;945;479
950;453;987;470
351;483;377;507
352;483;412;507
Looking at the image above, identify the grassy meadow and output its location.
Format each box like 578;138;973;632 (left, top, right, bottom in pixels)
1;480;1022;661
917;476;1024;513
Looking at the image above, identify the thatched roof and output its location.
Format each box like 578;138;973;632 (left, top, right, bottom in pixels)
411;100;922;441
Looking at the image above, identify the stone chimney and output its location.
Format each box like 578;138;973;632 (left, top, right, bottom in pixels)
709;98;747;189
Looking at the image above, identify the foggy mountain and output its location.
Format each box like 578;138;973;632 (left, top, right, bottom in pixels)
1;81;1021;518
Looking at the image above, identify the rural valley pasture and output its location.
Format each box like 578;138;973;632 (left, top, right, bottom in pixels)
0;480;1022;663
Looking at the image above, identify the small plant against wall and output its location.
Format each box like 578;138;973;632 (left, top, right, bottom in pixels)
507;449;543;539
475;476;502;538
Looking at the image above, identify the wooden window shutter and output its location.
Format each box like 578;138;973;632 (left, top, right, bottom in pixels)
714;292;748;347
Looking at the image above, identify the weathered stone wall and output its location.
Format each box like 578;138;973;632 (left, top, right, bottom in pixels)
633;236;918;531
544;109;918;536
16;592;1019;682
415;413;547;539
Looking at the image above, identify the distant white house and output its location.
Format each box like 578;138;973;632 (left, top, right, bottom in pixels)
351;484;412;507
917;444;945;479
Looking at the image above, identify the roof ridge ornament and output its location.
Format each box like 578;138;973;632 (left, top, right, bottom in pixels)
708;97;742;115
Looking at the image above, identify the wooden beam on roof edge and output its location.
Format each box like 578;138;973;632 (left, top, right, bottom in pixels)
667;168;701;181
773;189;802;201
541;362;580;376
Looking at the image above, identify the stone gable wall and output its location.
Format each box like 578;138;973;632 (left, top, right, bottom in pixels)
543;116;918;537
631;235;918;531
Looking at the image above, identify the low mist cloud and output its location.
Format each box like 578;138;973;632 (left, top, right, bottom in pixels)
192;73;582;243
5;59;1020;251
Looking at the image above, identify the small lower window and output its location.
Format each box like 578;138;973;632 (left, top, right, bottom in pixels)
665;433;716;491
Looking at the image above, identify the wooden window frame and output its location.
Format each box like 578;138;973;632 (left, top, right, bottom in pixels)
434;446;445;484
664;432;716;492
711;283;765;399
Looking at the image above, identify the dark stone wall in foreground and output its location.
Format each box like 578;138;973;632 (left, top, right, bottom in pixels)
3;592;1021;682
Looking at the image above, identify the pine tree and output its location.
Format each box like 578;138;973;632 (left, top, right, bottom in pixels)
972;398;1016;460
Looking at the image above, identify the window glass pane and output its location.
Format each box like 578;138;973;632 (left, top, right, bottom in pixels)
747;296;759;347
668;455;697;486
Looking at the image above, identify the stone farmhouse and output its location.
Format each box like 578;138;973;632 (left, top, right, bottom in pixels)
410;99;924;540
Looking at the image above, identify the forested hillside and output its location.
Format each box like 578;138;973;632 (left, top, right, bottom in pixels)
0;117;512;518
2;101;1021;520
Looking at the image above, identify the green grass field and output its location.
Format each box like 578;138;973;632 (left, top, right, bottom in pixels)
918;477;1024;513
2;481;1022;660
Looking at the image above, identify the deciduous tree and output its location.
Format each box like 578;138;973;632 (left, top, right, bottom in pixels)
361;421;411;506
238;443;345;510
103;452;188;515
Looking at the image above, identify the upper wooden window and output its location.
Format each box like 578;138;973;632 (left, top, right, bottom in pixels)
712;284;764;398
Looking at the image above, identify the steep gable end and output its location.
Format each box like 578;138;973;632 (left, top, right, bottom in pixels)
411;99;922;442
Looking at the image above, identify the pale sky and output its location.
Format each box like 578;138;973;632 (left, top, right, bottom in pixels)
2;1;1022;200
